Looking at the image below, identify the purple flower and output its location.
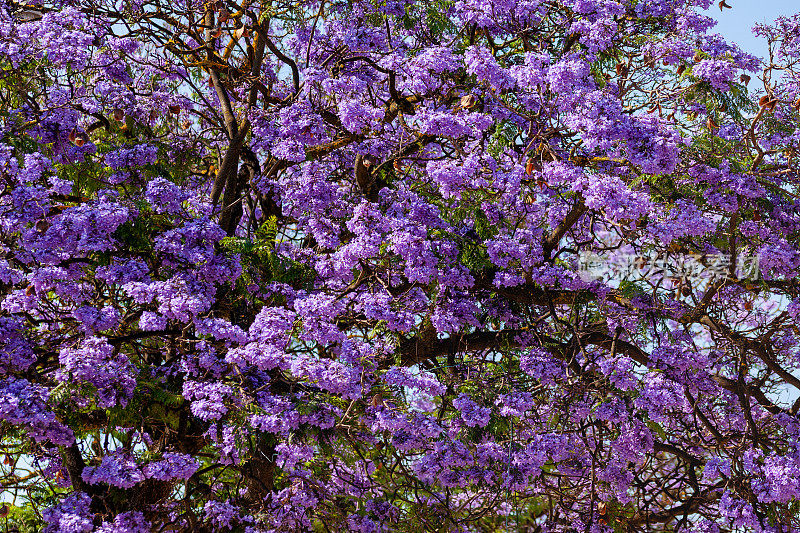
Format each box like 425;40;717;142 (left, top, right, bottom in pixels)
143;452;200;481
82;452;144;489
183;380;232;421
145;177;187;214
43;493;94;533
59;337;136;408
452;394;491;428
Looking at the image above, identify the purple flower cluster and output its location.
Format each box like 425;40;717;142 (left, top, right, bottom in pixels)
58;337;136;408
2;0;800;530
452;394;491;428
104;144;158;170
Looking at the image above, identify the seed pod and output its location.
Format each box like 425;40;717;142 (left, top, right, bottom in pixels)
676;64;686;75
759;95;771;107
793;97;800;110
218;8;230;23
693;51;703;62
233;26;248;40
211;27;222;39
15;9;43;22
719;0;732;10
113;107;125;121
744;300;753;311
525;158;536;175
168;104;181;114
766;98;779;112
597;501;607;516
740;74;751;85
91;437;102;456
706;117;719;130
459;94;477;110
73;131;89;147
0;504;8;518
362;154;377;169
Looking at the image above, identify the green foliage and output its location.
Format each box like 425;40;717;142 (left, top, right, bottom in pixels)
5;501;46;532
220;218;315;291
487;119;518;157
112;206;171;256
402;0;456;36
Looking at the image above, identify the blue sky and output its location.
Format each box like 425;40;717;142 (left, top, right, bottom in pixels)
707;1;797;58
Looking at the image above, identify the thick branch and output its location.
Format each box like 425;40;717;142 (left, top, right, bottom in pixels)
542;196;586;259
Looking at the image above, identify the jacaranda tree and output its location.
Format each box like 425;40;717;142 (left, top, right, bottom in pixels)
2;0;800;530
